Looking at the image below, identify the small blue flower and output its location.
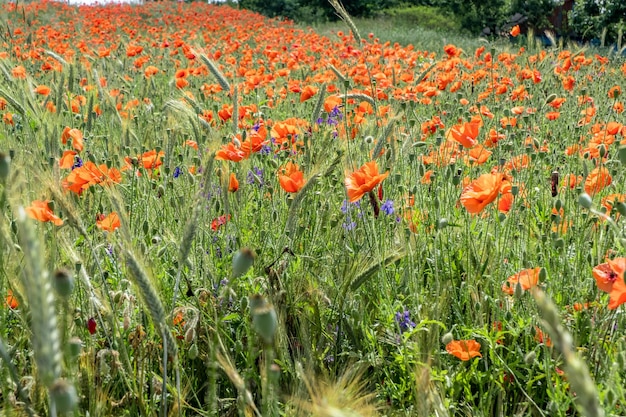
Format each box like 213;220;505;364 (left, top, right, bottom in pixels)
342;219;356;231
395;309;416;333
260;144;272;156
381;199;394;216
173;166;182;179
72;157;83;170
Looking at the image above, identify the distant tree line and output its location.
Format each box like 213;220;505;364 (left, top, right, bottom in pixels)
237;0;626;44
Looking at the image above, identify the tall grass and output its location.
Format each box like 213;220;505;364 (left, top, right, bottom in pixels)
0;1;626;416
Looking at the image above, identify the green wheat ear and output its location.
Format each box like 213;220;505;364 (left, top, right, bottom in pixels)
15;207;61;388
533;288;604;417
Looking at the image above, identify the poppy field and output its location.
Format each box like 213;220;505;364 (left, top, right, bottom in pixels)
1;1;626;416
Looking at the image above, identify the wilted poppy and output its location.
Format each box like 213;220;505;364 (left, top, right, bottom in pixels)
502;267;541;295
25;200;63;226
445;339;482;360
345;161;389;203
278;162;305;193
460;172;504;214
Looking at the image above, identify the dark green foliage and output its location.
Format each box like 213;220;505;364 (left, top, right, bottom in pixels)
508;0;555;31
238;0;400;23
377;5;462;33
571;0;626;43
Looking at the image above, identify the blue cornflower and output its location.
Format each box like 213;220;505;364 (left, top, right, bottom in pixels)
72;157;83;170
395;310;416;333
260;144;272;156
173;166;182;179
342;219;356;231
381;199;394;216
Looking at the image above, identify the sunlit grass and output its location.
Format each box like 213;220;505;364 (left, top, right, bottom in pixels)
0;1;625;416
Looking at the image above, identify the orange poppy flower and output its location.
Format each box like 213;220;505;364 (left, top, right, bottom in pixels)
502;267;541;295
608;279;626;309
323;95;343;113
96;212;121;232
445;339;482;361
593;258;625;293
139;149;164;170
25;200;63;226
278;162;305;193
447;121;480;148
534;326;552;347
228;172;239;192
216;142;246;162
5;289;18;309
11;65;26;79
61;127;84;152
584;166;612;196
510;25;520;37
345;161;389;203
62;162;122;194
59;150;77;169
34;85;51;96
460;172;504;214
300;85;318;102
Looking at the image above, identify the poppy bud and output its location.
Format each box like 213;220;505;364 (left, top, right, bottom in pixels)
232;248;255;278
524;351;536;365
617;202;626;217
436;218;448;230
87;317;97;335
598;144;607;158
68;337;83;359
184;327;196;344
554;199;562;211
545;94;557;104
553;238;564;250
50;379;78;413
53;268;75;298
618;146;626;165
514;281;524;299
188;343;199;359
441;332;454;345
250;294;277;345
0;152;11;182
578;193;593;209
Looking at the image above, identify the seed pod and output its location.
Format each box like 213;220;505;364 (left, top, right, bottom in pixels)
53;268;75;298
232;248;255;278
50;379;78;413
578;193;593;209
